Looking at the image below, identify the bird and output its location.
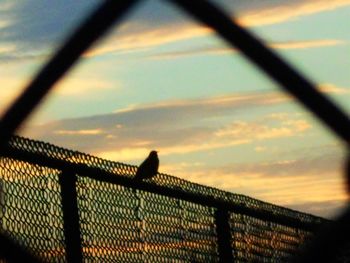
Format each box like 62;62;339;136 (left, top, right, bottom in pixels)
134;150;159;180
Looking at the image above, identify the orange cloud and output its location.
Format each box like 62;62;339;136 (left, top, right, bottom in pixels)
84;25;210;58
55;129;104;135
52;75;116;96
2;0;349;64
160;152;347;218
318;83;350;94
215;118;311;140
237;0;350;26
113;91;290;115
99;147;152;162
0;77;28;113
96;114;311;162
272;39;345;49
0;42;16;53
97;139;250;162
148;39;345;60
83;1;350;58
23;84;348;163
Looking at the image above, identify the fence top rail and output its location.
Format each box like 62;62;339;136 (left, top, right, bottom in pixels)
3;135;327;231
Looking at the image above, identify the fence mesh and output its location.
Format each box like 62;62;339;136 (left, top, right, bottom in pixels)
0;157;65;262
0;136;326;262
230;213;313;261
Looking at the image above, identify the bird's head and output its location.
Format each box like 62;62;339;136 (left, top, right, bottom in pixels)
150;150;158;157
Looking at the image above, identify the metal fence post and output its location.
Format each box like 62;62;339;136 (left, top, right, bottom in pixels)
59;170;83;263
215;208;234;262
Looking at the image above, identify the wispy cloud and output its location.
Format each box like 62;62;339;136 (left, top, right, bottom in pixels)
215;118;310;140
272;39;345;49
2;0;348;62
23;83;347;153
147;39;345;60
318;83;350;94
0;77;28;112
288;199;347;218
0;1;99;62
54;128;104;135
237;0;350;26
53;76;116;96
0;42;15;54
0;1;15;11
161;147;347;217
22;88;326;161
84;1;350;58
0;73;118;121
84;25;209;58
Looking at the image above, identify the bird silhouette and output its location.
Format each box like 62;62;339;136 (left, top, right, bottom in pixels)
134;150;159;180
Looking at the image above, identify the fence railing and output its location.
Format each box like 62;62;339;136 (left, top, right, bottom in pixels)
0;0;349;262
0;135;326;262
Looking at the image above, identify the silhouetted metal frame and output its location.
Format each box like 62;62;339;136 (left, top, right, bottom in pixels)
2;143;325;262
3;146;323;232
0;0;348;261
215;208;235;262
59;170;83;263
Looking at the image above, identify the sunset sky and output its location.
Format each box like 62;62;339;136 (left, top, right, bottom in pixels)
1;0;350;218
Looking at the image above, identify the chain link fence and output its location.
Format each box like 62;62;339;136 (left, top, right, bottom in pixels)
0;136;325;262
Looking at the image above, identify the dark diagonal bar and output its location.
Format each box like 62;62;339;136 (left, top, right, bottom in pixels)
0;0;140;151
170;0;350;146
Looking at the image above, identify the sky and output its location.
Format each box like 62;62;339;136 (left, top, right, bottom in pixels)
1;0;350;218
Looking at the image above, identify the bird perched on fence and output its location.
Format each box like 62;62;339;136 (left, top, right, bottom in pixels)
134;150;159;180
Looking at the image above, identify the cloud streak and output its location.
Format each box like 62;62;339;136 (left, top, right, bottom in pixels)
237;0;350;26
147;39;345;60
84;0;350;58
22;89;320;161
1;0;349;62
0;77;29;113
22;84;348;159
52;76;116;96
162;147;347;218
